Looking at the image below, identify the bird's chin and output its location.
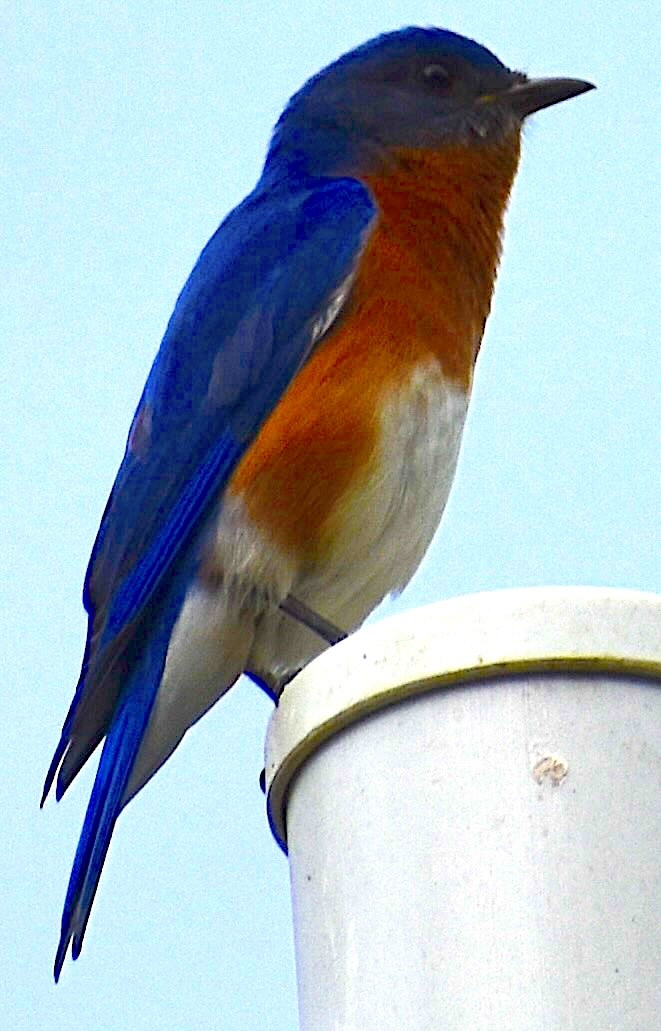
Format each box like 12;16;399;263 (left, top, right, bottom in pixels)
463;105;523;144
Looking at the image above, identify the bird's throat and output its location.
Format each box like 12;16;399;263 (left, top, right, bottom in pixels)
360;132;522;382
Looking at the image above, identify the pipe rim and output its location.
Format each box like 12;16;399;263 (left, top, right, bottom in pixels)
264;586;661;850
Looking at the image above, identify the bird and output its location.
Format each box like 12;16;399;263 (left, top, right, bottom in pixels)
42;26;594;980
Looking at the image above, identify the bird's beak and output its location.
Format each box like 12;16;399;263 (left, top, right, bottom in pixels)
502;76;596;118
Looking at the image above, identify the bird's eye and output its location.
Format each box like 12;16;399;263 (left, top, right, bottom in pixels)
422;64;451;89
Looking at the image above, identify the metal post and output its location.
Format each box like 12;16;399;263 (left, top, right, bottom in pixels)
265;587;661;1031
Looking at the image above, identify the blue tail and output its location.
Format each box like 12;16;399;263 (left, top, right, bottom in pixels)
53;589;185;982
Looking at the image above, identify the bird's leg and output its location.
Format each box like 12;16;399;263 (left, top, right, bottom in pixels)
257;599;346;792
279;594;347;646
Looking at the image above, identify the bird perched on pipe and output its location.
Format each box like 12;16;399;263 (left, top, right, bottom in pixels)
43;26;594;979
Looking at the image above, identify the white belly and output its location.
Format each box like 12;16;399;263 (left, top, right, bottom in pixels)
250;359;470;681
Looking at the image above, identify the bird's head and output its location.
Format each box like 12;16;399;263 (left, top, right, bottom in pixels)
265;27;594;178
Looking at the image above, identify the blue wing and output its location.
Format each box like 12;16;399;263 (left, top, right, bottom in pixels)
44;174;375;979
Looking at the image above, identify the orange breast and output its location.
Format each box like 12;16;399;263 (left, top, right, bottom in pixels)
228;134;521;561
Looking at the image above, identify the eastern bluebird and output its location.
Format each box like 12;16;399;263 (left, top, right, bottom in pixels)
43;26;594;979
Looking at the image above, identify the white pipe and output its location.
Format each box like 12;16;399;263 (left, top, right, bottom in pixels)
265;587;661;1031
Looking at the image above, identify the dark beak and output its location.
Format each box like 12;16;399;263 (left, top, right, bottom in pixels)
505;76;596;118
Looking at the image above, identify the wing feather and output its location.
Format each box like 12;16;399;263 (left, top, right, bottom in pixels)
46;175;376;977
44;176;375;802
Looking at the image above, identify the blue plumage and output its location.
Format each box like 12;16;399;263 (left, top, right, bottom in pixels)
316;26;507;73
44;176;374;977
54;566;190;980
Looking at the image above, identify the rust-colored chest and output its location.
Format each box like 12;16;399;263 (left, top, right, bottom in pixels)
227;135;521;560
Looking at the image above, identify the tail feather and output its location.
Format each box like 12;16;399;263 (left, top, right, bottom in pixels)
53;596;183;982
41;736;68;808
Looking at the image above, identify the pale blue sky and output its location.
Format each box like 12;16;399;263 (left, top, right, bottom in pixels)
2;2;658;1028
